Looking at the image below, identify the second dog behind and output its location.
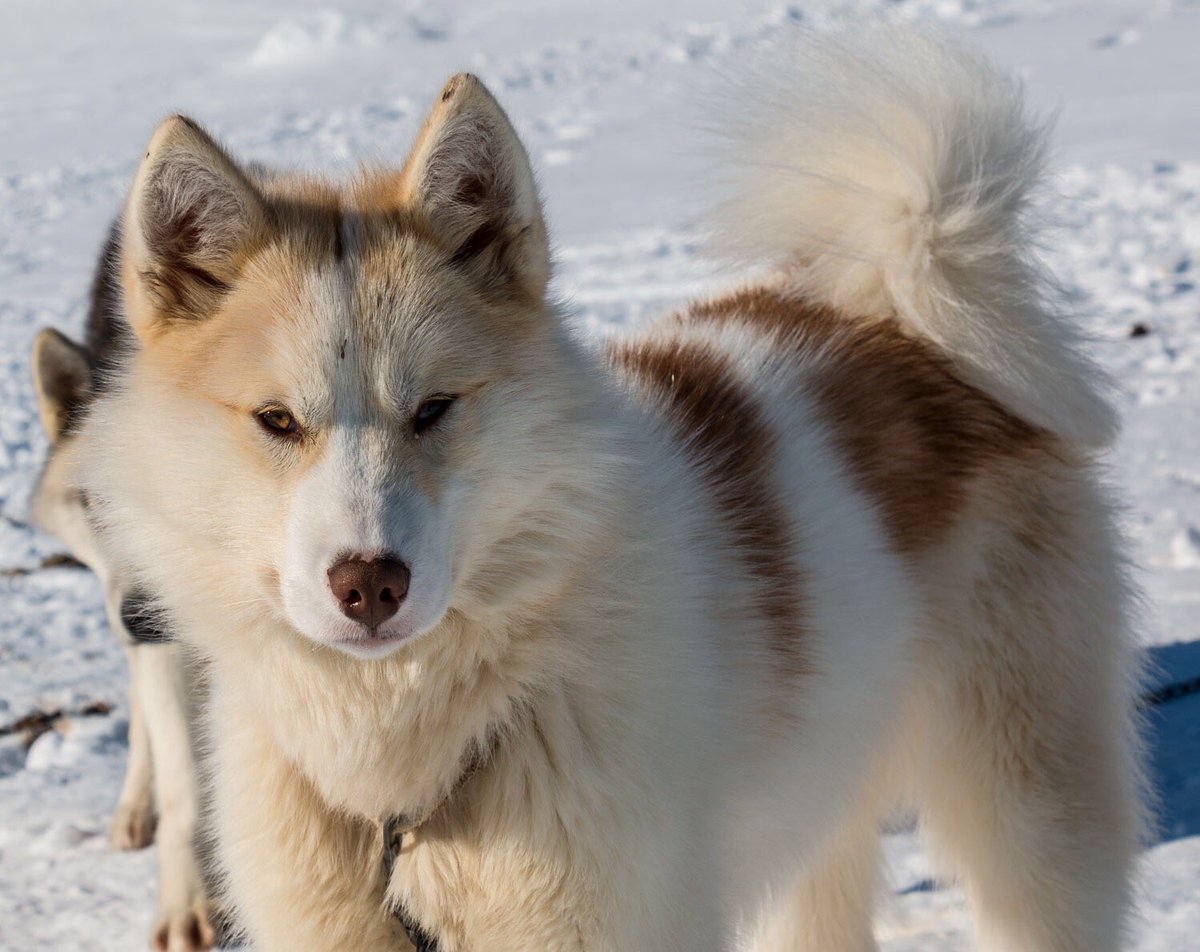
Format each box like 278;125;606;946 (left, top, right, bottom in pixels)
30;227;217;951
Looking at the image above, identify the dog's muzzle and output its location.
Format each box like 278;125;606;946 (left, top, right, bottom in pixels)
118;590;171;645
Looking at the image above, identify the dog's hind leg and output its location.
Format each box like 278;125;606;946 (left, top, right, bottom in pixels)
109;645;157;850
745;798;882;952
913;478;1144;952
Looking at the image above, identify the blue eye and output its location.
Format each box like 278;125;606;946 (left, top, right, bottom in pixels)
413;395;456;434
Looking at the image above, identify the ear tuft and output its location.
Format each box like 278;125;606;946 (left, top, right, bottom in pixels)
400;75;549;301
441;73;473;103
32;328;93;442
123;116;266;334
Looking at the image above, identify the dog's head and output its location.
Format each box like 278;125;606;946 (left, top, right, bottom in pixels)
30;329;98;566
30;329;169;645
85;75;605;661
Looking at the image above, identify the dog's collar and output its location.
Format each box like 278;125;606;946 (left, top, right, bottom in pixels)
381;731;498;951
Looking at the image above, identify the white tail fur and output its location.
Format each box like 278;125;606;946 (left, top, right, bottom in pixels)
706;26;1117;447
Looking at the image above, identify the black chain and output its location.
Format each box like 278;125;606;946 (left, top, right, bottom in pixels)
1142;674;1200;708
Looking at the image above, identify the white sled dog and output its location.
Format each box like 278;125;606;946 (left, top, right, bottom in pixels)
30;235;217;951
79;27;1145;952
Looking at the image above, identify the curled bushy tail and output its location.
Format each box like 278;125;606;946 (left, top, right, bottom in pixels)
706;26;1117;447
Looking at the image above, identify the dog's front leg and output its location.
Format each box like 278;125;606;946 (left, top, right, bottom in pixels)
211;702;409;952
137;643;215;950
109;645;157;850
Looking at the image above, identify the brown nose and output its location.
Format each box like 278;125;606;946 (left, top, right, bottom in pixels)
327;557;410;628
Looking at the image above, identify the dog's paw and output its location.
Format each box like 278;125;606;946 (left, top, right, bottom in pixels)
151;902;216;952
109;799;157;850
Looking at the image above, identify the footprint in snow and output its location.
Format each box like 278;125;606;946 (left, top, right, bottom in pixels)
1170;526;1200;568
1094;29;1140;49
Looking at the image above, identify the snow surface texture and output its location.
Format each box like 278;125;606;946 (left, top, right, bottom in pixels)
1;0;1198;948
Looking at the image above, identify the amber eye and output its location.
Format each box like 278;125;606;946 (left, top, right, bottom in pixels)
413;396;456;435
255;405;300;439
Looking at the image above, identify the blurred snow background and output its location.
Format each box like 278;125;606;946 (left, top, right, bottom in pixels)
1;1;1198;947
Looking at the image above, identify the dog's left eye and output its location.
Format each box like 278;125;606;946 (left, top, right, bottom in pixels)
413;396;456;435
255;405;300;439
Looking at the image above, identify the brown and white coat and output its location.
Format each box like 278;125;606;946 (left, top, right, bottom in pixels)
78;26;1144;952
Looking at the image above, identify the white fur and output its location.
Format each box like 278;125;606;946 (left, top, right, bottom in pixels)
705;26;1118;448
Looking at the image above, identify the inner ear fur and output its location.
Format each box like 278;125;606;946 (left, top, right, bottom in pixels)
399;74;550;302
32;328;93;442
123;115;267;335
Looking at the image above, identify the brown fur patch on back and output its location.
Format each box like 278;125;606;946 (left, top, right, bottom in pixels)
688;287;1046;556
609;339;810;678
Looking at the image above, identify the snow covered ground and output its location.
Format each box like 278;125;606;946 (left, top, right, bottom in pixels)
2;0;1198;948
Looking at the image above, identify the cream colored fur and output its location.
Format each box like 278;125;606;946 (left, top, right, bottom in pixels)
79;27;1143;952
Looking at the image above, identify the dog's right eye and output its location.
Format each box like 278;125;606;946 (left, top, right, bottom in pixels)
413;395;456;436
255;405;301;440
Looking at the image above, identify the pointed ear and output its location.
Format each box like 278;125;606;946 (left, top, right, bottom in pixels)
399;74;549;301
32;328;93;442
123;116;267;336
